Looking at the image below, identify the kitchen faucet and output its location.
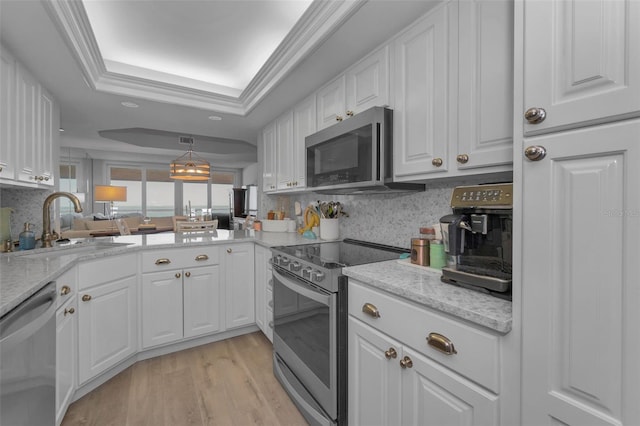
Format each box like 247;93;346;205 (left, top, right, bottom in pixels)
41;192;83;248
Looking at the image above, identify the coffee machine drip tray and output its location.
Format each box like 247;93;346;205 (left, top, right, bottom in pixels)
441;266;512;293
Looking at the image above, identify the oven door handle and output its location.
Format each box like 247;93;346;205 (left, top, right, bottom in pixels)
272;269;331;306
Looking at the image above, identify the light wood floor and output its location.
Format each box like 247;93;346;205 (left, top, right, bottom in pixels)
62;332;308;426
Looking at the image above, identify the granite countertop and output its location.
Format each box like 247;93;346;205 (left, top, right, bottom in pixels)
343;259;512;334
0;230;313;317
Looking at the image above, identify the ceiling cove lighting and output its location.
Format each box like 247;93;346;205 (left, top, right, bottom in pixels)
170;137;210;181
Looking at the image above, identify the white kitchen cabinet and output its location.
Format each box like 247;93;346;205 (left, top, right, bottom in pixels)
142;263;222;348
275;110;294;191
349;316;498;426
392;1;451;179
394;0;513;181
222;243;255;329
316;46;390;131
520;120;640;425
292;93;316;189
56;295;77;426
523;0;640;135
77;255;137;385
0;46;16;181
456;0;513;170
254;244;274;342
262;121;277;192
1;43;58;187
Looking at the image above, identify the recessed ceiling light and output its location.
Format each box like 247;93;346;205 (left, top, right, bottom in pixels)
121;101;139;108
59;128;65;132
208;115;222;121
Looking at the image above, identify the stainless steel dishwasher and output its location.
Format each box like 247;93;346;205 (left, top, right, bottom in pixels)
1;281;57;426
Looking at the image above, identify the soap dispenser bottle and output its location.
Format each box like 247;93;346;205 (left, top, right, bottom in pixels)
19;222;36;250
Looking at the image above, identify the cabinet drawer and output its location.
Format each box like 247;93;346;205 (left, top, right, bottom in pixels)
56;266;76;308
141;247;220;273
349;280;500;392
79;254;136;290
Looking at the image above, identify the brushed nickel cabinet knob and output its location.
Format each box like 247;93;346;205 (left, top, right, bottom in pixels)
524;145;547;161
432;158;443;167
456;154;469;164
60;285;71;296
399;356;413;369
384;348;397;360
64;307;75;316
81;294;92;302
524;107;547;124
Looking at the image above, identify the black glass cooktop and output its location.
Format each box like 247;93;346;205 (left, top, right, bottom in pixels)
273;238;409;270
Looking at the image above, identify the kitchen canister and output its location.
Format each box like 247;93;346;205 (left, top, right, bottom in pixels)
429;239;446;269
411;238;430;266
319;218;339;240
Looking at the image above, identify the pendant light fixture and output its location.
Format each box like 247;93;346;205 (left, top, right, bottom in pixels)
170;136;211;181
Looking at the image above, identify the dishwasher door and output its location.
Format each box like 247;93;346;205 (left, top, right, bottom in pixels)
1;281;57;426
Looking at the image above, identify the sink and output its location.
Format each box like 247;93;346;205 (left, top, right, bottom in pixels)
13;242;131;260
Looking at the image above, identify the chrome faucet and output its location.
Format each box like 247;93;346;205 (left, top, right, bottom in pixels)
41;192;83;248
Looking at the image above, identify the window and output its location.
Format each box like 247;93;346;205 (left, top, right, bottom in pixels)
211;171;234;215
183;182;208;216
146;169;174;217
110;167;142;216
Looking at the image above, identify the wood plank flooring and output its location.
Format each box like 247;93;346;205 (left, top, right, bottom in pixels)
62;332;308;426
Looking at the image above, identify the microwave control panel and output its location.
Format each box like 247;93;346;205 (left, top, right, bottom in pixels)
450;183;513;209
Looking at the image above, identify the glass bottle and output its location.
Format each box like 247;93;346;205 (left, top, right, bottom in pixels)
19;222;36;250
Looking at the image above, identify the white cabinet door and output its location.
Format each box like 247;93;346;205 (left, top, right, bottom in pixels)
254;245;268;334
223;243;255;329
346;45;390;115
275;110;294;190
15;63;39;184
523;0;640;135
316;75;346;130
401;346;498;426
183;264;222;339
77;274;137;385
293;93;316;189
0;46;16;180
262;122;277;192
38;86;57;186
457;0;513;170
521;120;640;425
141;270;183;348
393;2;451;179
56;296;76;426
348;317;402;426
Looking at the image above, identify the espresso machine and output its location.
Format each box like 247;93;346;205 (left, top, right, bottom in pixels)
439;183;513;299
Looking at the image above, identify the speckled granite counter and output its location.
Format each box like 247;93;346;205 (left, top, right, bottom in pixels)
343;259;512;333
0;230;313;317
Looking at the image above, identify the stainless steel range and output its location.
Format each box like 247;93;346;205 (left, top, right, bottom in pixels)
271;239;408;426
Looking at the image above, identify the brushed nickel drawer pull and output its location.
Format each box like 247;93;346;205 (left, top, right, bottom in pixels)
427;332;457;355
195;254;209;261
362;302;381;318
155;258;171;265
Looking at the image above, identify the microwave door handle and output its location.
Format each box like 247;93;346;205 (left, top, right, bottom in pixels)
272;269;331;306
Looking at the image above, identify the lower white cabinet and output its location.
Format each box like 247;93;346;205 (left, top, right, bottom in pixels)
141;264;222;349
77;255;137;385
254;245;273;342
222;243;255;329
56;296;76;426
348;281;501;426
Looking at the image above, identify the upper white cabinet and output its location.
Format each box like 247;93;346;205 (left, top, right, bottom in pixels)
292;93;316;189
0;46;16;180
275;110;295;191
523;0;640;135
317;46;390;130
392;2;451;179
1;44;58;187
394;0;513;181
262;122;277;193
457;0;513;170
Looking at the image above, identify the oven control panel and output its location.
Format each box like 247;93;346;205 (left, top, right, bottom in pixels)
272;254;332;289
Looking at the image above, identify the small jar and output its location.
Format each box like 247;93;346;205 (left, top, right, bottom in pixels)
253;220;262;231
411;238;430;266
429;239;446;269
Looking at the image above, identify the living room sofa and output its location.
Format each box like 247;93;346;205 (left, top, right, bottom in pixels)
60;215;175;238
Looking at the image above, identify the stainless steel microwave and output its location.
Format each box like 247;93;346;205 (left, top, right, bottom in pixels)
305;106;424;194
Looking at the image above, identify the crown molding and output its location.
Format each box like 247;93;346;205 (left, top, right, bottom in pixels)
43;0;367;116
